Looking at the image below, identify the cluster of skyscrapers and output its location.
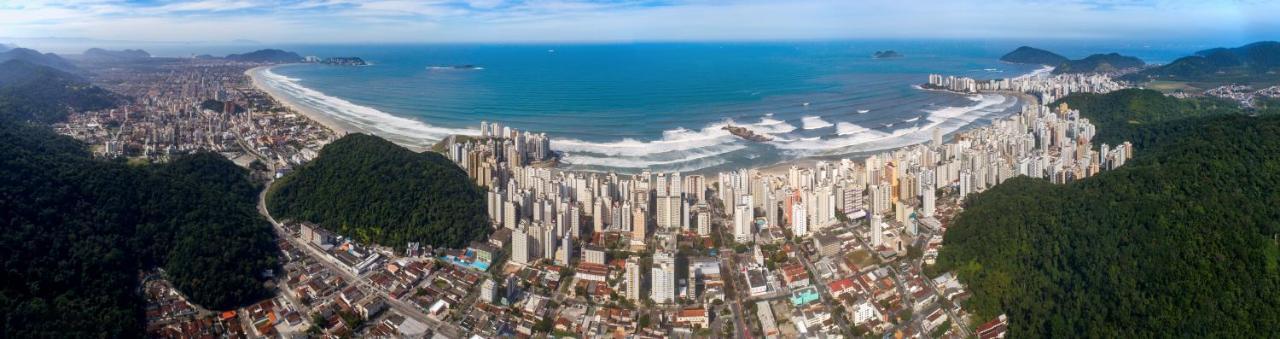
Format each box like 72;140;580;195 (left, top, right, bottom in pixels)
447;125;726;305
716;101;1130;256
56;60;334;166
926;71;1125;104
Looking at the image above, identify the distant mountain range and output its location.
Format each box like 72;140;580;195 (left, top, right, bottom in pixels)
1121;41;1280;84
1001;46;1144;74
225;49;302;63
0;47;77;72
82;47;150;61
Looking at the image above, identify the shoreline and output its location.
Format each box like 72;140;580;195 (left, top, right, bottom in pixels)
246;65;351;136
247;64;1038;178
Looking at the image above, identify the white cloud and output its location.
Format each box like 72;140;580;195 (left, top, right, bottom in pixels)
0;0;1275;44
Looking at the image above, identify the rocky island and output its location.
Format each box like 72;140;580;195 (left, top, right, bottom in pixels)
723;124;773;142
873;50;903;59
320;57;368;66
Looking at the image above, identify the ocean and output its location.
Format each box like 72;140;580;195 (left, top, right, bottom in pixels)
248;41;1193;173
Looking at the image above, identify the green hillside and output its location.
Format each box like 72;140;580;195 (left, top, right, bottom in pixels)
0;59;118;123
0;62;278;337
0;47;78;72
1052;53;1144;74
1053;88;1247;145
267;133;490;250
225;49;303;63
999;46;1069;66
1122;41;1280;86
936;91;1280;337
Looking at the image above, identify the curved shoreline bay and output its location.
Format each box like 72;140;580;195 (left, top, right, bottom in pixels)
248;43;1040;173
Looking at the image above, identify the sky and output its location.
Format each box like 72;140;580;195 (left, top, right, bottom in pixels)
1;0;1277;47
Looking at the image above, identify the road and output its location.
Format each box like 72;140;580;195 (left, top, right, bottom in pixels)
709;202;754;339
847;220;970;338
794;248;853;333
917;260;970;338
256;180;466;338
721;253;753;339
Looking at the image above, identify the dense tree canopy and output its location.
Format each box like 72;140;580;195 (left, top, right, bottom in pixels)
1051;53;1144;74
0;121;280;336
1054;88;1250;145
0;61;277;337
999;46;1069;66
1121;41;1280;84
267;133;491;250
0;59;118;123
937;92;1280;337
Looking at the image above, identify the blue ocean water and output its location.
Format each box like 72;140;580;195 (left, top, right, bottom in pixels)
251;41;1191;173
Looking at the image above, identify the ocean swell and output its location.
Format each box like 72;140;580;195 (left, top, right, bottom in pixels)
769;93;1016;154
256;67;476;148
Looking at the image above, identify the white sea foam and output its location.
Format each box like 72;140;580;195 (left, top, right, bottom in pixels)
835;122;872;136
256;67;476;148
770;94;1015;154
256;67;785;170
552;116;794;170
800;116;834;130
755;117;798;134
553;125;736;158
561;144;742;169
1015;65;1054;80
256;64;1022;172
427;66;484;70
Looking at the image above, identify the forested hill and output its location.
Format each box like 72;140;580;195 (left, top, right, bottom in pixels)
0;59;119;123
267;133;491;251
1051;53;1144;74
1000;46;1144;74
1;123;281;336
1053;88;1251;145
1122;41;1280;84
0;62;278;337
935;92;1280;337
0;47;78;72
225;49;303;63
999;46;1069;66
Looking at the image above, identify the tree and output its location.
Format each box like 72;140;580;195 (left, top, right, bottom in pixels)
935;102;1280;337
267;133;491;251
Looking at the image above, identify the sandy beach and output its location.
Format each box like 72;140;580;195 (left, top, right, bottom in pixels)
246;66;351;136
245;63;1037;181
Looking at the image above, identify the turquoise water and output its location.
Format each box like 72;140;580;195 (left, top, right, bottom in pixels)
254;42;1138;173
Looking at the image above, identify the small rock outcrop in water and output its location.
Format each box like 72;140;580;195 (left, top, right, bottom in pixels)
873;50;903;59
320;57;368;66
723;125;773;142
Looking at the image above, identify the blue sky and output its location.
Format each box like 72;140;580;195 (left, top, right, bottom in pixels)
1;0;1276;45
